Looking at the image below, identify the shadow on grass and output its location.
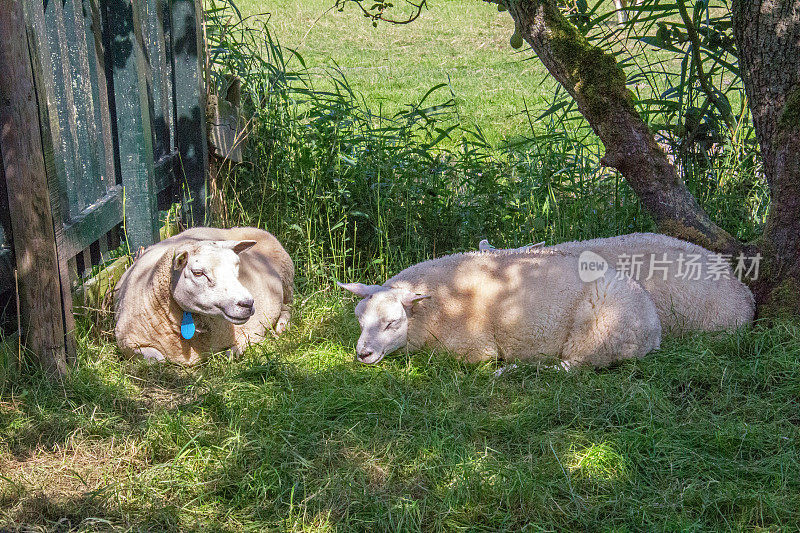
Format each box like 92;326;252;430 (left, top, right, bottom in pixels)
2;314;800;531
0;490;209;532
1;357;201;461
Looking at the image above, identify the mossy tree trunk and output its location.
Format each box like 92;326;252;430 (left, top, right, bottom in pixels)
498;0;800;317
732;1;800;317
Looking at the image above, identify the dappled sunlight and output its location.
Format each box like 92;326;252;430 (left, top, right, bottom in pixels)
565;442;630;483
2;294;800;529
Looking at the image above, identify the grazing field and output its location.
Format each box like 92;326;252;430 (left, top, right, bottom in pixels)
231;0;557;144
2;300;799;531
1;0;796;531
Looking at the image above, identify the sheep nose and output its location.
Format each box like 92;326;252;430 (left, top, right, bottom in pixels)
237;297;254;310
356;347;373;360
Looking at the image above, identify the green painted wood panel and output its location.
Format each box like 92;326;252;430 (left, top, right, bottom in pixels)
61;0;105;209
171;0;208;226
141;0;175;161
141;0;179;206
2;0;207;294
83;0;118;195
104;0;160;252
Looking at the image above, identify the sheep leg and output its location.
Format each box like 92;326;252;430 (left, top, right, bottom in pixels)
275;305;291;335
562;275;661;368
137;347;166;363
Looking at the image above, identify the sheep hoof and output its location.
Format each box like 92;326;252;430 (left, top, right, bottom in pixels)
274;315;290;335
542;360;574;372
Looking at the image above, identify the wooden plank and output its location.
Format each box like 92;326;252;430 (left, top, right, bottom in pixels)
0;0;70;375
98;232;110;261
25;1;80;363
154;150;179;192
87;0;118;191
61;0;105;208
26;1;75;223
171;0;209;226
61;186;124;259
108;224;122;250
142;0;175;161
103;0;160;252
0;151;13;294
143;0;178;203
42;0;92;217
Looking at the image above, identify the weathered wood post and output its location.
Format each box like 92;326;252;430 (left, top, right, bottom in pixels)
0;0;73;375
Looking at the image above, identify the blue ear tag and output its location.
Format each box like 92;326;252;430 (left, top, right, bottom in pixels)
181;311;195;340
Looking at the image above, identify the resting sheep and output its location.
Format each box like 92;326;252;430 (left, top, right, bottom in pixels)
339;249;662;367
479;233;755;333
114;227;294;364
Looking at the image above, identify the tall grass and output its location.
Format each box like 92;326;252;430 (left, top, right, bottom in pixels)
3;296;799;531
206;0;768;294
205;1;650;290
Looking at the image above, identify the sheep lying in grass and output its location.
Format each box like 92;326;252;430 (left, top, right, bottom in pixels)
479;233;755;333
115;227;293;364
339;249;662;367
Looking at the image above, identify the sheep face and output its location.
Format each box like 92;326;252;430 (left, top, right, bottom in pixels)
171;240;257;324
338;282;429;364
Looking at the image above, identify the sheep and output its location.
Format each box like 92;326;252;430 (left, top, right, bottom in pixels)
339;249;662;367
114;227;294;364
478;233;755;333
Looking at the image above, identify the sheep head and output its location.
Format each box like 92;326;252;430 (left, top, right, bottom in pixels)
171;240;257;325
338;282;429;364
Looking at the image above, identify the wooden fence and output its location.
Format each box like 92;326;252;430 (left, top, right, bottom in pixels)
0;0;209;373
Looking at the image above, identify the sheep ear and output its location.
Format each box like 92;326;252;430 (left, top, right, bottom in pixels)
230;240;257;254
337;281;383;298
478;239;495;251
173;250;188;270
401;291;430;309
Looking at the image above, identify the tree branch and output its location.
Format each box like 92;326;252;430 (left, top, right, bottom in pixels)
335;0;427;25
501;0;742;254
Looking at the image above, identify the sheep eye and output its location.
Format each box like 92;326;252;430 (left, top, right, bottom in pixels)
385;320;398;330
191;269;204;277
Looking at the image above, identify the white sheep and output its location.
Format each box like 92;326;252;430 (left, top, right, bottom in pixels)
114;227;294;364
339;249;662;367
479;233;755;333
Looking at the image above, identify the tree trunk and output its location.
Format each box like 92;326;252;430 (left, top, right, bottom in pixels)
500;0;800;317
502;0;742;255
732;0;800;318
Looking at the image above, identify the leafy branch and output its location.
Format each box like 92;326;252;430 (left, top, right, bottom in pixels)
334;0;427;26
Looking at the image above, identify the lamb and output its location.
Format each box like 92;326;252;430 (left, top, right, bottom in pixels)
479;233;755;333
114;227;294;364
339;249;662;367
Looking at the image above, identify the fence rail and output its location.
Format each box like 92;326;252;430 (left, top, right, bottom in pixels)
0;0;209;371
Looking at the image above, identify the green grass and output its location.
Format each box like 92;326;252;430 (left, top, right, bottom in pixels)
229;0;556;145
2;296;799;531
0;1;787;530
